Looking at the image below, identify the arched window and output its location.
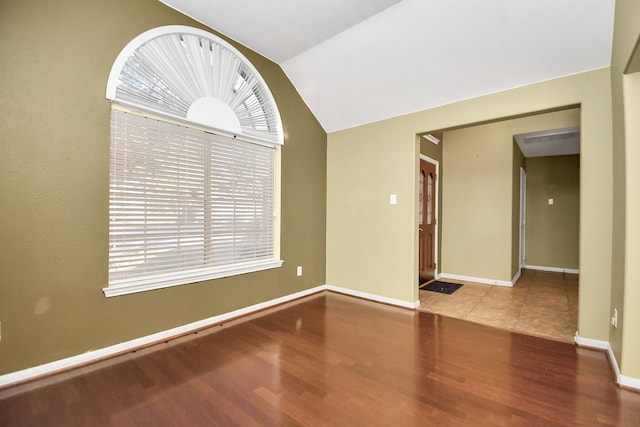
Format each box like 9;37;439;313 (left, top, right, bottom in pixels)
104;26;283;297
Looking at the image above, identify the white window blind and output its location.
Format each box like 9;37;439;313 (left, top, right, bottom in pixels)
106;27;283;145
107;109;281;296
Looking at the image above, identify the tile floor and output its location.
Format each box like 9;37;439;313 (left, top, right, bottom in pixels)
418;269;578;343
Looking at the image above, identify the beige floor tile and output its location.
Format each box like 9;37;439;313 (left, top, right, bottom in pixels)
425;303;477;318
419;290;482;318
483;289;528;304
417;270;578;343
514;306;574;342
454;282;492;297
466;316;519;330
524;295;569;312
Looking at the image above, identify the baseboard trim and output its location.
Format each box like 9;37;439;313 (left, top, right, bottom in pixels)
620;372;640;390
574;333;609;350
511;269;522;286
574;333;640;392
325;285;420;310
0;285;326;389
0;284;421;389
525;265;580;274
439;273;514;287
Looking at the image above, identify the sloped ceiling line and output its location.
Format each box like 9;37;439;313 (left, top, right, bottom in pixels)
161;0;615;133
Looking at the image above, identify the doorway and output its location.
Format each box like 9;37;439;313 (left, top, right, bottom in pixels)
419;156;438;285
417;112;581;343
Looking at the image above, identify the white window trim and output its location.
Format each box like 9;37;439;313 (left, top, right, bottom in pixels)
106;25;284;146
103;26;284;297
111;102;279;149
104;259;284;297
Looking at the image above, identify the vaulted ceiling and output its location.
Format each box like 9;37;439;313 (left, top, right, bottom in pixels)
160;0;615;133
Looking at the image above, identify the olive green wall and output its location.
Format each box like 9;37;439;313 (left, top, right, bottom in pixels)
610;0;640;379
512;143;525;278
439;109;579;283
524;155;580;270
0;0;326;374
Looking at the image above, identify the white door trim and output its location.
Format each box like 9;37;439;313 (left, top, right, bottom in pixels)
420;154;439;275
519;167;527;270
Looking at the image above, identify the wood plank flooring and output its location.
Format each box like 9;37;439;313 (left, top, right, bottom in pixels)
1;292;639;426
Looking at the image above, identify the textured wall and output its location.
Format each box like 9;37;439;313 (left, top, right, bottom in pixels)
525;155;580;270
0;0;326;374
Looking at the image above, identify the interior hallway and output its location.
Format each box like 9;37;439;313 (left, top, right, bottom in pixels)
418;269;578;343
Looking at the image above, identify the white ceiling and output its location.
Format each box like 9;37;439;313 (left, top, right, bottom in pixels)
160;0;615;133
160;0;403;63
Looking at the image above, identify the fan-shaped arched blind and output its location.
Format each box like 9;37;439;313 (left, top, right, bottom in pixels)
106;26;283;145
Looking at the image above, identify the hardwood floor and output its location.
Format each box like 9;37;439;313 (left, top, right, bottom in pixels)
1;292;639;426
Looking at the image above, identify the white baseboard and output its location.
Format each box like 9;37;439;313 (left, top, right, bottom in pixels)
574;333;640;391
512;269;522;286
0;284;420;389
525;265;579;274
325;284;420;309
620;371;640;390
574;333;609;350
0;285;326;389
439;273;514;287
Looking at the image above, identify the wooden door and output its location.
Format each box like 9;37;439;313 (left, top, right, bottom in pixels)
419;159;436;284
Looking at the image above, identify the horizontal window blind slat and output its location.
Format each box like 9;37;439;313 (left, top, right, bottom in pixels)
108;110;276;289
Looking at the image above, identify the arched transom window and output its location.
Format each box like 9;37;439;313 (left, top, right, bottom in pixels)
104;26;283;297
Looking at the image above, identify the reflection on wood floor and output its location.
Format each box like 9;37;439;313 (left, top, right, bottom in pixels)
2;291;639;426
418;269;578;343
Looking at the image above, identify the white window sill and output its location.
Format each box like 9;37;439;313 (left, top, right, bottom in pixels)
103;259;284;297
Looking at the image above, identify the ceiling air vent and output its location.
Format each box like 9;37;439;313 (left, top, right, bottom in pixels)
514;126;580;158
523;130;579;145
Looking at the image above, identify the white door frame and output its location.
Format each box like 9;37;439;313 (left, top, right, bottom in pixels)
420;154;439;276
519;167;527;270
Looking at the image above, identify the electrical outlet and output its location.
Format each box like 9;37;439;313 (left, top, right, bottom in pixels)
611;308;618;328
296;266;302;277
